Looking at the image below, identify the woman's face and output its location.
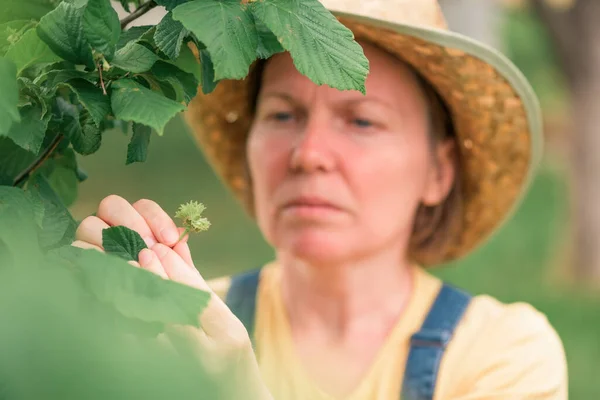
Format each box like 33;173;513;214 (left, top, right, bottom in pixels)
246;42;455;264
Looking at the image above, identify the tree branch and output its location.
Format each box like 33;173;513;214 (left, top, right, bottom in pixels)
120;1;157;30
13;134;64;187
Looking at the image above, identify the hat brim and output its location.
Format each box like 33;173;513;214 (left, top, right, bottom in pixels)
184;11;543;265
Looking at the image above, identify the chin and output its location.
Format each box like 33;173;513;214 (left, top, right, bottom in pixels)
276;229;357;264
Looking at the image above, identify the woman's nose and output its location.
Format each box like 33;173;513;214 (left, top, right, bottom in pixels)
289;119;335;174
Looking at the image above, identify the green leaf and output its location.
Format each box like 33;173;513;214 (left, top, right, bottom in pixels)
111;79;185;135
151;60;198;103
102;226;147;261
26;173;78;250
126;123;151;165
55;97;102;156
64;79;111;127
172;0;258;80
44;147;79;207
36;2;94;68
5;29;62;75
0;0;56;24
17;77;48;116
0;186;41;266
37;69;97;88
83;0;120;60
0;137;36;184
0;58;21;135
255;18;284;59
117;25;153;49
3;106;48;154
250;0;369;93
118;0;133;12
170;42;201;81
52;246;211;327
154;13;188;61
0;20;37;57
111;41;159;73
155;0;188;11
199;49;218;95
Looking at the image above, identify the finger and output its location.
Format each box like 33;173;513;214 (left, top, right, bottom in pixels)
97;195;157;248
128;260;141;268
132;199;180;247
172;238;195;268
71;240;104;253
151;243;204;289
138;248;168;279
152;244;241;339
75;216;111;248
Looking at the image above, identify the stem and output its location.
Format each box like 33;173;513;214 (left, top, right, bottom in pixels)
120;1;157;30
177;227;190;243
98;60;107;95
13;134;64;187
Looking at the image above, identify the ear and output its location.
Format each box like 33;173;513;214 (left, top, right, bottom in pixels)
421;139;457;206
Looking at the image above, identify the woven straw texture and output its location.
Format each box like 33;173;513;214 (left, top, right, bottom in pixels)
183;0;541;265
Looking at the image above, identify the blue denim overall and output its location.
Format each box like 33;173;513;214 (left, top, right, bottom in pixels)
225;268;471;400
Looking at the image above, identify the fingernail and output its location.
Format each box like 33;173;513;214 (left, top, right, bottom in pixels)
139;248;153;266
160;228;179;244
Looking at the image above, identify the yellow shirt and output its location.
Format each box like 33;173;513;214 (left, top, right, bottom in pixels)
209;263;568;400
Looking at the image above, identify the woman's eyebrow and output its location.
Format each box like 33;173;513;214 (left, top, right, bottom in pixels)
259;91;299;105
343;97;397;111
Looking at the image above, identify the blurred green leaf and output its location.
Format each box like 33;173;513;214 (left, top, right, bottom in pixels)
0;20;37;57
5;28;62;75
0;58;21;135
52;246;211;327
26;173;77;250
0;0;57;24
4;105;48;154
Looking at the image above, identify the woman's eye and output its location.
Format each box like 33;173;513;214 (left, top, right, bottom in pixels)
352;118;373;128
269;112;294;122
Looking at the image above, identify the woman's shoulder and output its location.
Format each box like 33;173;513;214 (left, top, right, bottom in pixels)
439;292;568;398
463;294;565;355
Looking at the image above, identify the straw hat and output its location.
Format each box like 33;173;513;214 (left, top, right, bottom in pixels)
184;0;543;265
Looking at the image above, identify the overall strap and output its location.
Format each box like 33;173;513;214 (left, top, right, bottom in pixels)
401;283;472;400
224;268;262;345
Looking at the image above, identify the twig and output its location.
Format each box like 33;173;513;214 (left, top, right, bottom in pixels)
98;60;107;95
13;134;64;187
120;1;157;30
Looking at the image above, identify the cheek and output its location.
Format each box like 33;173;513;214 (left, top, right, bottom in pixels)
352;138;431;233
246;130;289;236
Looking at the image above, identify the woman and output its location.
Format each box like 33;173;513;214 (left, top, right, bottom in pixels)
73;0;567;399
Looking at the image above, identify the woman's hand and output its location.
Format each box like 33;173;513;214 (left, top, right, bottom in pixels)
73;195;272;400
